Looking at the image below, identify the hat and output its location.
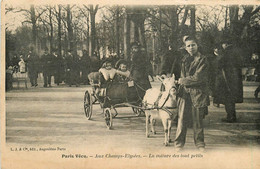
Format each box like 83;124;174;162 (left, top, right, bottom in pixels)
115;59;128;69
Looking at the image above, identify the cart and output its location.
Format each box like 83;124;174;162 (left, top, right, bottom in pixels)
83;78;145;129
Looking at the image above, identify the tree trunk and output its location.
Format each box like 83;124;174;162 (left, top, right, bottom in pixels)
169;6;178;49
115;6;120;57
229;5;239;36
123;8;130;60
131;8;146;48
67;5;74;52
49;7;53;53
30;5;37;51
138;19;146;48
190;5;196;35
89;5;98;56
224;6;228;31
158;8;162;51
180;7;189;30
57;5;62;57
86;12;90;53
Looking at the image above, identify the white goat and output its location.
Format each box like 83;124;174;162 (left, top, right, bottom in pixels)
143;74;177;146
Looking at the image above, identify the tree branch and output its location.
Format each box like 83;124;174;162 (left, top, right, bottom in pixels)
251;6;260;17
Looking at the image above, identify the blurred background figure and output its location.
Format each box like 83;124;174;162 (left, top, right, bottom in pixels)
65;51;80;87
41;47;54;87
129;42;151;100
213;39;243;123
81;49;91;85
6;66;14;91
18;55;26;73
90;51;101;72
26;48;39;87
11;54;20;73
53;49;64;86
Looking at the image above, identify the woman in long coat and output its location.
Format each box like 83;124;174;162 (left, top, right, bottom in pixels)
213;42;243;122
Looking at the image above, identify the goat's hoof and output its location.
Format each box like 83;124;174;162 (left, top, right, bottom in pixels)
164;142;169;147
169;139;173;143
146;134;150;138
153;131;156;135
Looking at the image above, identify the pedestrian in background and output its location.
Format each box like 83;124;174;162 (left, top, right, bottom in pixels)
160;44;182;80
41;47;54;87
11;54;20;73
213;39;243;123
65;51;80;87
26;49;39;87
90;51;101;72
175;36;210;152
81;50;91;85
18;55;26;73
53;49;64;86
129;42;151;100
253;53;260;100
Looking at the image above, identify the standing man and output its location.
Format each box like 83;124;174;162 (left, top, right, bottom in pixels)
26;49;39;87
81;50;91;85
41;47;54;87
129;42;151;100
90;52;100;72
65;51;80;87
175;36;210;152
213;40;243;122
161;45;182;80
53;49;64;85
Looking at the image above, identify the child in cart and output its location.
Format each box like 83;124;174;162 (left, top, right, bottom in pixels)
98;60;117;87
114;59;130;82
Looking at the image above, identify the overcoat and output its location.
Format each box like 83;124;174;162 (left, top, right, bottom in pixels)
26;53;39;77
178;52;210;108
41;53;55;74
130;50;151;91
160;49;182;80
213;45;243;104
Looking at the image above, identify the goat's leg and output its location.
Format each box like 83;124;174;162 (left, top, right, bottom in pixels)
145;112;150;138
168;120;172;143
151;118;156;135
161;117;169;146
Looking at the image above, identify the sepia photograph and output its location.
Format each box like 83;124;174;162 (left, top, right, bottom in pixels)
1;0;260;168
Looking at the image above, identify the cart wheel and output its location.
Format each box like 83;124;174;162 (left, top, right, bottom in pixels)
84;91;93;120
132;107;144;117
104;108;113;129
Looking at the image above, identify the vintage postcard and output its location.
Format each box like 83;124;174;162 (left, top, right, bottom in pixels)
1;0;260;168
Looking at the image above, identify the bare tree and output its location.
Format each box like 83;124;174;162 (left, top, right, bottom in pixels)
83;5;99;56
124;6;131;60
190;5;196;35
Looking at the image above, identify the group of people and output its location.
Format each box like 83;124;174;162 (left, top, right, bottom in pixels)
93;42;151;100
6;34;252;152
93;36;244;152
7;48;104;88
